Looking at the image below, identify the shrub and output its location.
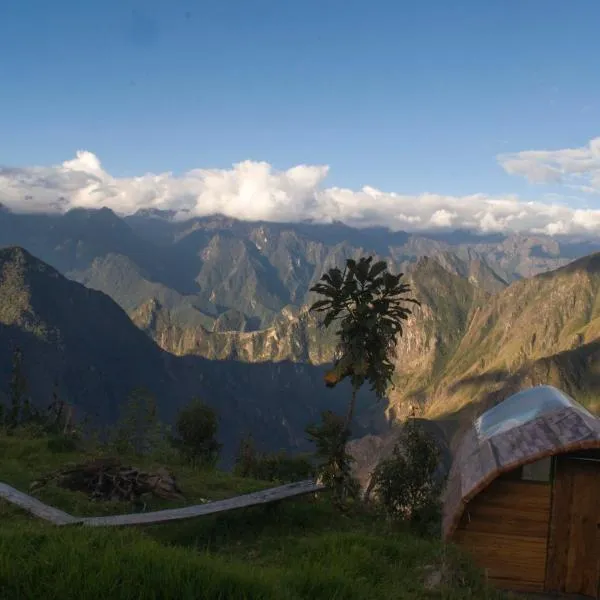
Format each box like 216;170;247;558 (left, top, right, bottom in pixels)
46;433;80;454
111;387;167;457
244;452;314;483
368;417;442;533
233;433;259;478
234;435;315;483
172;398;221;468
306;411;359;509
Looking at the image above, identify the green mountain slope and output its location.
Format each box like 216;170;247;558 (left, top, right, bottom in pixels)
351;255;600;484
411;253;600;421
0;246;174;424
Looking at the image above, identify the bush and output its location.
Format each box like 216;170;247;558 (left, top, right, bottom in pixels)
306;411;359;509
233;433;259;478
172;398;221;468
46;433;80;454
368;417;442;533
111;387;168;457
234;435;315;483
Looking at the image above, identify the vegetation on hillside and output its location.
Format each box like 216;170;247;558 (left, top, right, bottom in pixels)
5;247;596;598
421;255;600;419
0;308;508;599
171;397;222;468
233;433;315;483
308;256;420;505
0;429;507;600
368;413;443;535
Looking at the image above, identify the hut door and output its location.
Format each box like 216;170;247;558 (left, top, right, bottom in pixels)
546;457;600;598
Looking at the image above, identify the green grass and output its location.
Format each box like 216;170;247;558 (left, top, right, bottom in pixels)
0;433;507;600
0;433;270;517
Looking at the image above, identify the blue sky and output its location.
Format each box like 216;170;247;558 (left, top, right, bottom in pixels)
1;0;600;232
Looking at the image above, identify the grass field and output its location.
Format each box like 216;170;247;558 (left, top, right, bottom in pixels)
0;433;508;600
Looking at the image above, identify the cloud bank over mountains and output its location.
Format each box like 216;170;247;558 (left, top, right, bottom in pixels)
2;137;600;235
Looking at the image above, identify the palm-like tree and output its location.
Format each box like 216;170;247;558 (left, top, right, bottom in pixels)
309;256;419;429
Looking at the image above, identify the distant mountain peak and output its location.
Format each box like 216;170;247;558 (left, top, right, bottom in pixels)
133;208;177;220
0;245;55;273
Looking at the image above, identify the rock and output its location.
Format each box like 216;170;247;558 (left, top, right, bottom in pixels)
423;565;444;590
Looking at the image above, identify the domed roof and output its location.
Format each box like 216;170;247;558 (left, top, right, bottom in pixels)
442;385;600;539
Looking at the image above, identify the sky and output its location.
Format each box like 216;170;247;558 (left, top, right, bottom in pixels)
2;0;600;234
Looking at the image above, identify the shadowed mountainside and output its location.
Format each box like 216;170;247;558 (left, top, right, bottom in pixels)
0;247;385;464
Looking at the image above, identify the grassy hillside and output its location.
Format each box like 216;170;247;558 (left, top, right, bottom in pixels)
0;433;506;600
385;252;600;423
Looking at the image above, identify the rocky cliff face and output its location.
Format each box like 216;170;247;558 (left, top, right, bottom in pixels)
414;253;600;421
350;253;600;487
128;254;489;381
131;299;338;363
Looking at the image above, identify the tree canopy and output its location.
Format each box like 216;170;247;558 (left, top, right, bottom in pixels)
310;256;419;417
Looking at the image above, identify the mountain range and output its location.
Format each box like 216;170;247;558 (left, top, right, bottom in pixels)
0;206;600;465
0;246;382;463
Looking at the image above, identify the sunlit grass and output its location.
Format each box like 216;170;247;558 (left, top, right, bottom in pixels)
0;432;506;599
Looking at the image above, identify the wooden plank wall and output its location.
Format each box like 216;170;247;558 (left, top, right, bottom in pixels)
546;458;600;597
453;478;552;593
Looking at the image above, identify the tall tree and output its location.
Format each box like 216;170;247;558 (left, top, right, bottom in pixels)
309;256;419;429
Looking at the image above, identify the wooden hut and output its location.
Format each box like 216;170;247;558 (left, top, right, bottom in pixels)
442;385;600;598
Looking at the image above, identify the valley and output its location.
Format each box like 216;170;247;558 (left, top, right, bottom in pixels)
0;207;599;464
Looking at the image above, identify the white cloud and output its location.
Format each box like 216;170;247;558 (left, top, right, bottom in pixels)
498;136;600;192
2;149;600;235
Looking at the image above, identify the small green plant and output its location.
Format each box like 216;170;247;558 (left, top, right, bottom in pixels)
368;415;442;534
306;411;359;509
233;434;315;483
46;433;80;453
45;380;74;434
3;346;41;430
233;433;259;478
171;398;222;468
111;387;167;457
